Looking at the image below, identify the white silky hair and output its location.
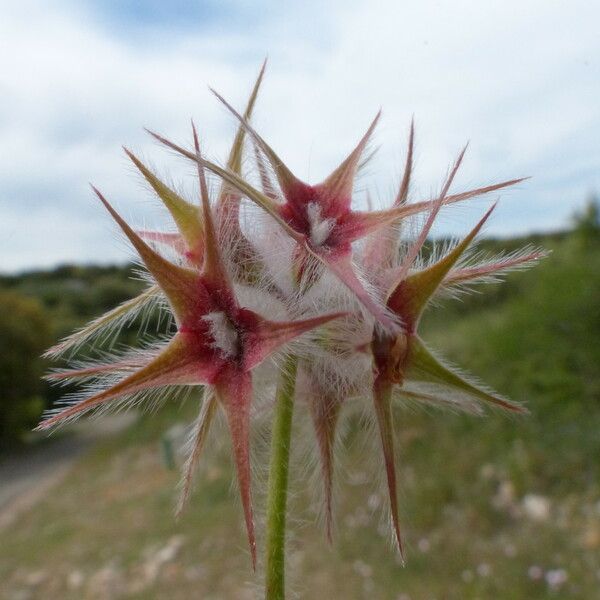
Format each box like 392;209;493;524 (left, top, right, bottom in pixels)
44;284;166;360
441;244;549;297
202;311;239;359
306;202;336;247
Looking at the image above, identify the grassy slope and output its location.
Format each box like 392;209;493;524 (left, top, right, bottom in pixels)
1;232;599;599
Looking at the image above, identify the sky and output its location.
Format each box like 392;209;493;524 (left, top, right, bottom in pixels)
1;0;599;273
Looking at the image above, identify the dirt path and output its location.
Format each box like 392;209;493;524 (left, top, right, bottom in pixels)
0;414;136;531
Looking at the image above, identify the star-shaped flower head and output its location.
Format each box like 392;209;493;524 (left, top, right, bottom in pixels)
38;124;346;569
148;94;526;330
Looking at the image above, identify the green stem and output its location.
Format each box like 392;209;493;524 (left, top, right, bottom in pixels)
265;354;298;600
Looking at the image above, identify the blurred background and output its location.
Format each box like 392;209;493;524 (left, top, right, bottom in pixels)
0;1;599;598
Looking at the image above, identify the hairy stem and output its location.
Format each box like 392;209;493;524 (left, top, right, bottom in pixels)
265;354;298;600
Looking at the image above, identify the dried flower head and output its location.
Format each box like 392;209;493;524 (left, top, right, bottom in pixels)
39;62;545;572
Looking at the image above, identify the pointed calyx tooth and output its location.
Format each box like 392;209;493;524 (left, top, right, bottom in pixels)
358;175;526;240
91;186;200;325
210;86;302;198
362;119;416;270
192;122;233;290
443;247;548;285
38;335;200;430
177;390;218;518
391;144;468;286
43;284;160;358
394;119;414;206
216;60;267;235
45;357;140;381
387;203;497;327
397;177;528;221
244;311;348;371
308;389;343;543
253;140;278;199
320;111;381;201
124;148;203;252
373;379;404;559
406;337;526;413
215;371;257;569
220;59;267;185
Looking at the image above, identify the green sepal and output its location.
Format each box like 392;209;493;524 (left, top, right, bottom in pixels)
406;337;524;413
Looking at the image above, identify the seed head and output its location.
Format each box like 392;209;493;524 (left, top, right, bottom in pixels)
40;62;546;567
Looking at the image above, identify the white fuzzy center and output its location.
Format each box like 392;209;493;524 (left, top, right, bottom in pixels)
203;312;239;358
307;202;335;247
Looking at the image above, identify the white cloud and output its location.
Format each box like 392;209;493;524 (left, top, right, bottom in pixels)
1;0;599;272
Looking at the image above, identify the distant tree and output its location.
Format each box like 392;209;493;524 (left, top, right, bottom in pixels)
573;193;600;244
0;290;51;448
